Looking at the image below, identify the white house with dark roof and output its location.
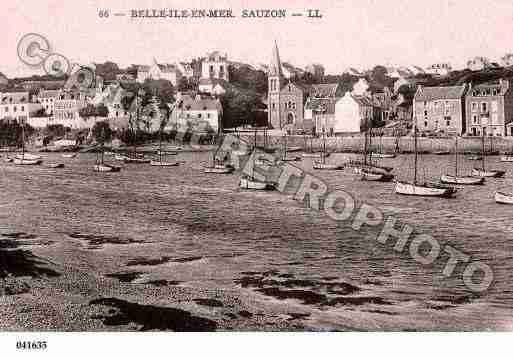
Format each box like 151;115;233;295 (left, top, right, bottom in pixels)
198;78;227;96
170;92;223;134
201;51;229;81
136;59;183;86
0;91;30;122
333;92;375;133
413;84;468;135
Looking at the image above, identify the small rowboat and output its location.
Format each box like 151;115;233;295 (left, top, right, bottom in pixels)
13;158;42;165
62;153;77;158
395;181;456;197
281;155;301;162
495;191;513;204
313;161;344;170
204;164;234;174
440;174;484;185
471;168;506;178
357;168;394;181
47;163;65;168
301;152;325;158
434;150;450;155
466;154;482;161
123;157;151;164
15;153;41;160
93;164;121;172
156;150;177;156
370;152;396;159
500;156;513;162
239;176;275;190
114;154;129;161
150;160;179;167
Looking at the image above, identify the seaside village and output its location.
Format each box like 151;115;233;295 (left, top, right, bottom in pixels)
4;42;513;199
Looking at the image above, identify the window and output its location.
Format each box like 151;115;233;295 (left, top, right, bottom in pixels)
219;65;224;72
424;101;427;107
473;115;478;124
209;65;214;72
272;103;275;110
482;102;488;112
424;121;428;127
445;116;451;126
13;106;17;112
198;113;202;118
493;89;498;96
207;113;211;118
472;102;477;111
424;110;428;116
4;107;7;112
21;106;24;111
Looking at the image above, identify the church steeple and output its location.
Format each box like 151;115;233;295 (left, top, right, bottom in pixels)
270;40;283;77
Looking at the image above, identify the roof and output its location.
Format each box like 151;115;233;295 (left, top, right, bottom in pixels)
137;65;150;72
414;85;467;101
0;91;29;104
308;83;339;98
177;95;222;112
305;97;337;114
351;94;374;106
269;42;282;77
157;63;179;73
38;89;61;98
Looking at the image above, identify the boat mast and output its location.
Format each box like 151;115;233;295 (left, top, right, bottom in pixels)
413;121;418;185
481;128;485;171
21;119;25;160
455;135;458;177
322;130;326;164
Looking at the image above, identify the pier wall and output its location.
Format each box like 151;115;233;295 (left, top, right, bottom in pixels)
240;135;513;154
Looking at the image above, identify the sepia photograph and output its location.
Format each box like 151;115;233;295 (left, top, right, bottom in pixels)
1;0;513;356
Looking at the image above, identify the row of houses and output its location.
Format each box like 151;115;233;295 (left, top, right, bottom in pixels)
414;79;513;137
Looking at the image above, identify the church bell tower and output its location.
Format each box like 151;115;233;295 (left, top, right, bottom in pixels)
268;41;283;129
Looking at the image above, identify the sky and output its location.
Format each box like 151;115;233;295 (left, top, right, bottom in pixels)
3;0;513;77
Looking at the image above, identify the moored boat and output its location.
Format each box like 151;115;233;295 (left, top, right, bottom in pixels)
93;164;121;172
466;154;482;161
13;158;42;165
47;163;64;168
62;153;77;158
471;168;505;178
395;181;456;197
495;191;513;204
281;155;301;162
150;160;179;167
440;174;484;185
370;152;396;159
239;176;275;190
15;153;41;160
500;155;513;162
123;157;151;164
434;150;450;155
204;165;234;174
357;167;394;181
313;161;344;170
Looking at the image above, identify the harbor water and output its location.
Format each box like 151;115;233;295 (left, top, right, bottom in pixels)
1;151;513;331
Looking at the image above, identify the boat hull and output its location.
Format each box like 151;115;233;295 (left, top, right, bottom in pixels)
93;164;121;172
313;162;344;170
495;191;513;204
204;165;234;174
471;168;506;178
62;153;77;158
239;177;275;190
150;160;179;167
440;174;484;185
395;181;456;197
15;153;41;160
301;153;323;158
123;158;151;164
370;153;396;159
434;151;450;155
500;156;513;162
47;163;65;168
467;155;482;161
357;168;394;181
13;159;42;165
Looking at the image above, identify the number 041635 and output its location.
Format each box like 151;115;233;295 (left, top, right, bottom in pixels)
16;341;47;350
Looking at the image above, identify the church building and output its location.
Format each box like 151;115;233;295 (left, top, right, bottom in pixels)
267;42;305;132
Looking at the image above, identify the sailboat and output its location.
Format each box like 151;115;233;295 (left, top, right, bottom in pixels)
440;135;484;185
302;133;323;158
395;124;456;197
353;126;393;180
495;191;513;204
239;126;275;190
281;134;300;162
13;120;42;166
313;131;343;170
151;100;179;167
93;128;120;172
204;134;234;174
370;134;396;158
471;131;505;177
123;89;150;164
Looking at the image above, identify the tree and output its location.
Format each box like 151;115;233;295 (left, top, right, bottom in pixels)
221;86;263;128
92;121;112;144
94;61;120;81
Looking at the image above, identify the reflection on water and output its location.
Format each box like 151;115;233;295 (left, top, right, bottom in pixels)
1;151;513;330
